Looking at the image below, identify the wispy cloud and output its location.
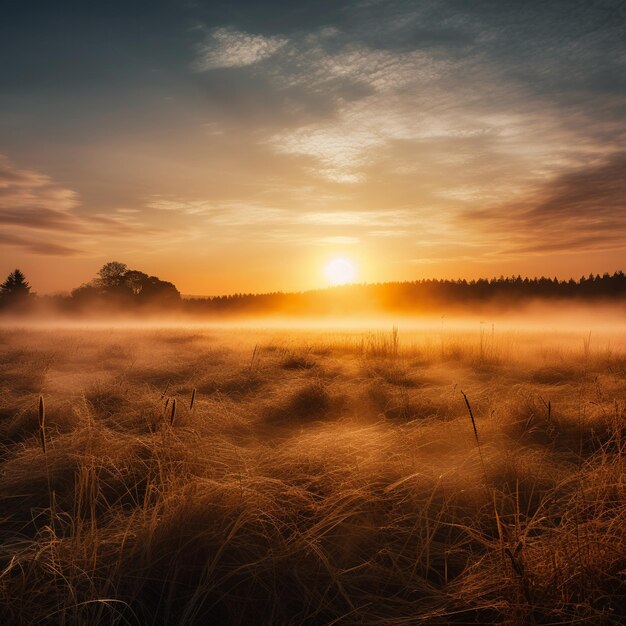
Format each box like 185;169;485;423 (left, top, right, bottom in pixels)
0;155;162;256
146;195;427;230
461;153;626;257
0;232;82;256
188;19;610;194
194;27;288;71
314;236;359;245
297;210;418;227
0;155;79;221
148;197;214;215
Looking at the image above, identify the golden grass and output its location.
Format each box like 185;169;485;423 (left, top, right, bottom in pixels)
0;325;624;625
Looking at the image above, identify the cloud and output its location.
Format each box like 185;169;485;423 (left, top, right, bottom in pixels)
297;210;417;227
248;29;463;182
143;194;443;249
148;197;214;215
523;154;626;226
188;0;625;219
0;232;81;256
0;155;162;256
0;155;158;235
146;195;428;230
0;155;79;219
0;155;85;255
314;236;359;245
461;153;626;256
194;27;288;71
219;20;609;190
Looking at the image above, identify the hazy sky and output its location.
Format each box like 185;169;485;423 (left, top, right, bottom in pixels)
1;0;625;294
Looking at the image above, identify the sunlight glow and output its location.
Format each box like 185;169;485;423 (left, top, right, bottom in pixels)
325;257;356;285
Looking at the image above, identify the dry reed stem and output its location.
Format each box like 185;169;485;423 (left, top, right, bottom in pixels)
170;398;177;426
38;394;46;454
461;390;488;484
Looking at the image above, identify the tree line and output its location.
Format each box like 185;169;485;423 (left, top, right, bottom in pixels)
2;265;626;316
186;272;626;316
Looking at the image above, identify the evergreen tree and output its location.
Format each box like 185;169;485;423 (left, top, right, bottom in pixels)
0;269;31;303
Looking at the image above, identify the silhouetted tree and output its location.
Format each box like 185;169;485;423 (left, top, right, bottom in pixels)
70;262;181;310
123;270;181;305
0;269;32;308
96;262;128;291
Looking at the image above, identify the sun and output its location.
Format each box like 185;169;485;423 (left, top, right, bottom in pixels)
325;257;356;285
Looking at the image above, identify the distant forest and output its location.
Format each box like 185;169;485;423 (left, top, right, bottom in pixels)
1;263;626;317
185;272;626;316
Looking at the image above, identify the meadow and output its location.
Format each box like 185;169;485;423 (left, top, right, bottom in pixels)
0;321;624;625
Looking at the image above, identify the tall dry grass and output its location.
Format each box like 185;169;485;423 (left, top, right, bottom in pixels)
0;325;624;625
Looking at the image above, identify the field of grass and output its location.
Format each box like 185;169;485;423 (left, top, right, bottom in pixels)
0;323;624;625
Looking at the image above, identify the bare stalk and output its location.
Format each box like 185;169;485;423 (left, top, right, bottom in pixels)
170;398;177;426
38;395;46;454
461;391;488;484
39;396;55;523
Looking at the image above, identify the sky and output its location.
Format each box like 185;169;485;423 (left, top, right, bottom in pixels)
1;0;625;295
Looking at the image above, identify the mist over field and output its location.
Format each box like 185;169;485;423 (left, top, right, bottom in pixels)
3;299;626;335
